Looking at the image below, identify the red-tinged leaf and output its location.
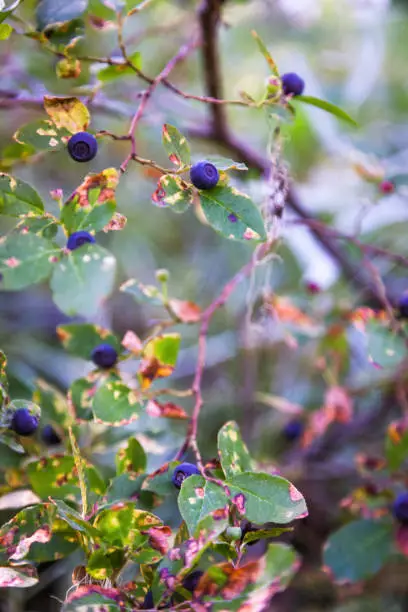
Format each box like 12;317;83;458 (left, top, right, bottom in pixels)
396;524;408;556
103;212;127;232
122;330;143;354
9;526;51;561
146;400;188;420
139;358;174;390
195;559;263;600
265;295;317;330
0;565;38;588
65;584;126;608
168;298;201;323
324;386;353;424
145;526;172;555
139;334;180;389
151;174;194;213
348;307;388;333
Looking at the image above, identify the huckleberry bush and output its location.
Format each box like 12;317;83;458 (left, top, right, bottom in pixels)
0;1;407;610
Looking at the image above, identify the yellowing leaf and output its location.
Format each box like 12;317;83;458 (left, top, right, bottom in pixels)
44;96;90;134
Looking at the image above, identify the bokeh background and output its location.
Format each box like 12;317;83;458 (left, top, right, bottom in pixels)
1;0;408;610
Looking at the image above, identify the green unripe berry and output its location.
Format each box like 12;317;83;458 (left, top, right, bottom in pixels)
156;268;169;283
225;526;242;542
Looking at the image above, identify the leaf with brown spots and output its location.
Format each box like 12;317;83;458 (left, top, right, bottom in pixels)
196;559;263;600
139;334;181;389
44;96;90;134
64;585;126;612
61;168;119;234
146;400;188;420
115;438;146;475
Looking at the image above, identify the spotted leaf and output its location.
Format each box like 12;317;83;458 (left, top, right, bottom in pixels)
44;96;90;134
0;232;59;291
199;184;266;242
226;472;307;525
139;334;180;389
177;474;229;536
61;168;119;234
0;173;44;216
0;565;38;588
217;421;253;479
92;377;143;425
152;174;193;213
162;124;190;167
115;437;146;475
14;119;71;152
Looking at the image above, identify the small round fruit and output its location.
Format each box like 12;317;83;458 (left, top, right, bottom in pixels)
281;72;305;97
393;492;408;524
68;132;98;162
41;424;62;445
283;420;303;441
379;180;395;195
398;293;408;319
66;231;95;251
190;161;219;190
172;462;200;489
91;344;118;369
182;570;204;593
11;408;39;436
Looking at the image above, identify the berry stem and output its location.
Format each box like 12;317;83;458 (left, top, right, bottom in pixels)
68;426;88;519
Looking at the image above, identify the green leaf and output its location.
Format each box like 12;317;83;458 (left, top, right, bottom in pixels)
251;30;279;76
386;427;408;471
365;320;406;370
0;0;22;25
226;472;307;524
61;168;119;233
242;527;292;545
57;323;120;359
142;461;179;496
18;215;59;239
260;542;299;587
93;503;161;546
152;174;194;213
93;377;143;425
162;124;190;167
14;119;71;152
323;519;394;582
177;475;229;535
199;156;248;172
69;377;95;420
0;23;12;39
0;233;59;291
0;173;44;216
97;52;141;81
50;244;116;317
44;96;90;134
217;421;253;479
144;333;180;367
51;498;100;537
104;472;150;505
115;437;146;475
199;185;266;242
293;95;358;127
36;0;88;29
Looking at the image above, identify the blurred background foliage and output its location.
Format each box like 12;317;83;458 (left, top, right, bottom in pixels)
1;0;408;610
